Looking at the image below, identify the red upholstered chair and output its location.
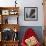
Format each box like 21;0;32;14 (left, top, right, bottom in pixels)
21;28;41;46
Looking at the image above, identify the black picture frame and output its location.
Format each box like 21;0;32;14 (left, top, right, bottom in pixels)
24;7;38;21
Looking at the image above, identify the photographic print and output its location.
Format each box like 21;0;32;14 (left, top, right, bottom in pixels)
2;10;9;15
24;7;38;21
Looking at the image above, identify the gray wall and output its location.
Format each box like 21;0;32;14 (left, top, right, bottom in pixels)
18;26;44;44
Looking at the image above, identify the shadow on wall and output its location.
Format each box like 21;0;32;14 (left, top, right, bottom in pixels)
18;26;44;44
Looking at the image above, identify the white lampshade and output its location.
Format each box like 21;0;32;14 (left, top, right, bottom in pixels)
14;29;17;32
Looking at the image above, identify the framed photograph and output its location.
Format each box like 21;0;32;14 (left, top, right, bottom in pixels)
8;16;18;24
2;16;8;24
2;16;18;24
24;7;38;21
2;10;9;15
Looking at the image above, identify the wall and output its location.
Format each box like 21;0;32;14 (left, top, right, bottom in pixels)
18;0;44;26
18;26;44;44
0;0;44;26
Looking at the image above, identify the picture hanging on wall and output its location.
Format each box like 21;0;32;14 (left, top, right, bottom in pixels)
24;7;38;21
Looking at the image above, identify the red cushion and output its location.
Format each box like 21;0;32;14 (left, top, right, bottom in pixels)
21;28;41;46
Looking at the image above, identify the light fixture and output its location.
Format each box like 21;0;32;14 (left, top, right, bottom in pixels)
13;28;17;32
15;0;17;7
